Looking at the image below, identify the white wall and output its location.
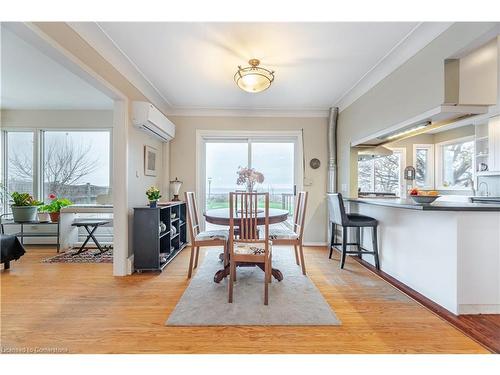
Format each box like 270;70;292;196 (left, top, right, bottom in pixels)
126;114;165;256
168;115;328;244
338;23;499;197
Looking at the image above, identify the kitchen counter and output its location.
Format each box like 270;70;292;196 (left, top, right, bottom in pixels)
346;197;500;211
342;196;500;315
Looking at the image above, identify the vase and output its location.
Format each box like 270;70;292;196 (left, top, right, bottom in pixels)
246;181;255;192
37;212;51;222
11;206;38;222
49;212;60;222
149;200;158;208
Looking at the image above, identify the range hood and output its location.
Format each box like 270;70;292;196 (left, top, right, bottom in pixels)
353;38;498;147
352;104;488;147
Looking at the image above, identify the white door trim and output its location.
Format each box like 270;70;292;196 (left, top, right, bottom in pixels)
196;129;304;229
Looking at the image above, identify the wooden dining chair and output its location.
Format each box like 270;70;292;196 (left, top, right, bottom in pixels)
228;192;272;305
185;192;229;278
268;191;308;275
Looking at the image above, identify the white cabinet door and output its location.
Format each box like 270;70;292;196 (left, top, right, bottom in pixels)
488;116;500;171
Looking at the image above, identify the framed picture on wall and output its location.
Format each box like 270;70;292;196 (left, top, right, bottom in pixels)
144;145;158;176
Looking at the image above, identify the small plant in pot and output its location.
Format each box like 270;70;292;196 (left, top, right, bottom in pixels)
146;186;161;208
43;194;72;222
10;192;43;222
37;205;51;223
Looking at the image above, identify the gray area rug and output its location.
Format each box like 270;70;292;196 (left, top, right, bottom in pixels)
166;247;341;326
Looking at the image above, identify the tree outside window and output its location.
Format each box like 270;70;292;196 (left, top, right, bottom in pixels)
358;149;403;196
438;139;474;189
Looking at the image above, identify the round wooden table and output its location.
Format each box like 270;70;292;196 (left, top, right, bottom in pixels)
204;208;289;283
204;208;289;226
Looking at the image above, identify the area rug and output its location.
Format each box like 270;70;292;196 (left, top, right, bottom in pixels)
166;247;341;326
42;248;113;263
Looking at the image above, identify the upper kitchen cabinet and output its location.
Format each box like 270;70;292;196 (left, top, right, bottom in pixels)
476;115;500;174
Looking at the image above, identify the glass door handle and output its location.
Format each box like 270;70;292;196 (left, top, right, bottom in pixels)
294;185;297;196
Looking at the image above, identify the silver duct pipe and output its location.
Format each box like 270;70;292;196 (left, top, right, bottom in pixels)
327;107;339;194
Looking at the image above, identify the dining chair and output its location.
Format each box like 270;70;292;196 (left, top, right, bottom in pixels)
268;191;308;275
228;192;272;305
185;192;229;278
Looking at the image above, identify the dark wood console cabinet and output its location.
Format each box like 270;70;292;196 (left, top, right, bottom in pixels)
133;202;187;272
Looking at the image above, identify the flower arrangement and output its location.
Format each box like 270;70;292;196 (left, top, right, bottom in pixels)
146;186;161;208
236;167;265;192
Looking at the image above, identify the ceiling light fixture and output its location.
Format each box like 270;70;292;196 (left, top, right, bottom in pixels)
234;59;275;93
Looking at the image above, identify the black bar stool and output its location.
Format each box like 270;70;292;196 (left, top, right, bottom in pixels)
328;193;380;270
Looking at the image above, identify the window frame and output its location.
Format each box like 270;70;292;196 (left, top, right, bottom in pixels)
435;136;475;191
1;127;112;213
358;147;406;197
412;144;435;190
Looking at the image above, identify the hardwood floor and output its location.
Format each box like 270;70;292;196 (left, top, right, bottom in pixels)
0;246;490;354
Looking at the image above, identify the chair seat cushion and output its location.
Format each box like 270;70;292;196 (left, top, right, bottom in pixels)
345;213;378;227
195;230;229;241
269;227;299;240
233;241;272;255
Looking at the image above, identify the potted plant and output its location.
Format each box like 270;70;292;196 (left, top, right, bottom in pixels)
37;205;51;223
43;194;72;222
10;192;43;222
146;186;161;208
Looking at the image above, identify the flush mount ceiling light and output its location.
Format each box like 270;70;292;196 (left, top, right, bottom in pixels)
234;59;275;93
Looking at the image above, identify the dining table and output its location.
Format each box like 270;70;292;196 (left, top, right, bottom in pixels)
204;208;290;283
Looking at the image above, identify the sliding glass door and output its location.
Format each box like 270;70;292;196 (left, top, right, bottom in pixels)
202;133;301;226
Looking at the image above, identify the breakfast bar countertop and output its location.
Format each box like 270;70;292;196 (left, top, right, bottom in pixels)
346;197;500;211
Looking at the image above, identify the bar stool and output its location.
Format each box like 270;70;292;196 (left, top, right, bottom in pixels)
328;193;380;270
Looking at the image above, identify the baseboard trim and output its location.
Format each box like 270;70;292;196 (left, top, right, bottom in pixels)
459;304;500;315
349;254;499;354
127;255;134;275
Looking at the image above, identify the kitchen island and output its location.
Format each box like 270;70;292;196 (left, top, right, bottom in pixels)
344;197;500;315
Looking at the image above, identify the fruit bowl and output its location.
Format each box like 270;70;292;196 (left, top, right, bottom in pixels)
410;195;440;205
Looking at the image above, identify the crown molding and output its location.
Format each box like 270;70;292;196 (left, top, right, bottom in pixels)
168;106;329;118
334;22;454;112
67;22;173;116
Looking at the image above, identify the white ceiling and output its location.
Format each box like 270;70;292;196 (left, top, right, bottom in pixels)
1;25;113;110
97;22;422;113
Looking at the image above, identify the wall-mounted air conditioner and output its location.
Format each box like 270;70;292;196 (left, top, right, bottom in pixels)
132;101;175;142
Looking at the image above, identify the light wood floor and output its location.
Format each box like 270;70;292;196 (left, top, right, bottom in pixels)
0;246;489;354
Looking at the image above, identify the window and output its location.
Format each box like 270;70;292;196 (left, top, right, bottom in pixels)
42;131;111;203
1;129;111;212
413;144;434;189
204;138;296;211
2;131;35;213
358;148;405;196
436;137;474;190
